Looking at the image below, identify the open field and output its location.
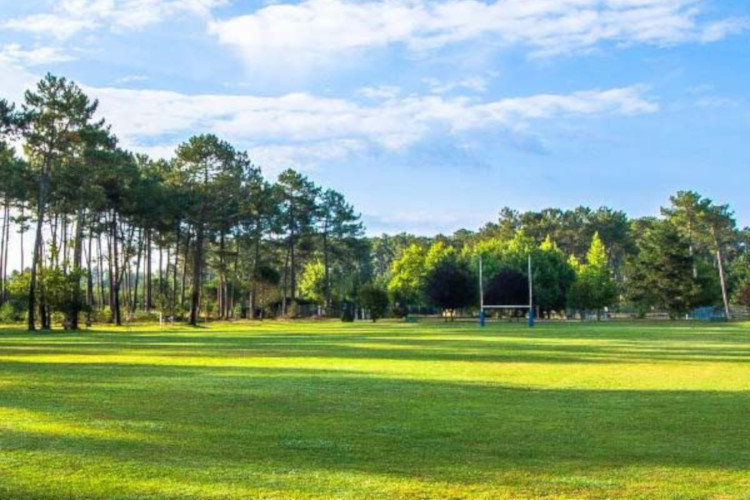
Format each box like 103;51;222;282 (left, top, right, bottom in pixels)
1;320;749;499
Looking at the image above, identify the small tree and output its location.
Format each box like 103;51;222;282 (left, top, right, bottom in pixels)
359;284;389;322
387;244;426;313
568;233;617;320
423;256;475;320
299;259;326;307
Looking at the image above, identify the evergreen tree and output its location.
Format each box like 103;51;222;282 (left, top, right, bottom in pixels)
22;75;98;330
626;221;698;319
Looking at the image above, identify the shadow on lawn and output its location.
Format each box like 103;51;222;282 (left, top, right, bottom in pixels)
2;327;750;364
1;360;750;483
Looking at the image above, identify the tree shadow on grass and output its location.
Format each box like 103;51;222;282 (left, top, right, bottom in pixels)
2;329;750;364
1;362;750;473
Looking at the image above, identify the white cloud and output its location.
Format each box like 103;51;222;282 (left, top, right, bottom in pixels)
209;0;748;70
2;0;225;39
358;85;401;99
699;18;750;42
423;76;488;94
363;210;488;235
0;44;74;66
0;58;39;103
115;75;150;84
85;84;657;169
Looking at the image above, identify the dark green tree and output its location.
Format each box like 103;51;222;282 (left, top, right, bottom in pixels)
423;255;475;320
22;75;98;330
626;221;698;319
174;134;245;325
359;283;389;322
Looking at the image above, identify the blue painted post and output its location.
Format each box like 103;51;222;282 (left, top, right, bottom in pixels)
480;310;486;327
528;309;534;328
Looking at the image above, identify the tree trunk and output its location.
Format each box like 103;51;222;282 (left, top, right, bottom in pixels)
172;224;180;310
132;228;143;314
66;206;85;329
97;233;105;311
158;244;164;307
250;236;260;318
181;231;191;311
716;247;731;320
281;243;289;316
323;225;331;315
146;228;152;311
229;243;239;319
289;230;296;302
20;205;25;272
86;228;93;324
3;202;10;302
28;171;49;331
0;199;8;303
189;205;205;326
110;212;122;326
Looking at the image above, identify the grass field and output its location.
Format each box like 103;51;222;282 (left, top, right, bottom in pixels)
1;320;749;499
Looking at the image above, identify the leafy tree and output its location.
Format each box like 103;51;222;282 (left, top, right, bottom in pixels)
359;283;389;322
533;237;576;317
1;271;31;322
568;233;617;320
387;244;426;312
423;255;475;320
299;259;326;306
626;221;698;319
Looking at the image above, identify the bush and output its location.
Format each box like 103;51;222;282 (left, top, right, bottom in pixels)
737;282;750;307
359;284;389;322
341;302;355;322
0;302;23;323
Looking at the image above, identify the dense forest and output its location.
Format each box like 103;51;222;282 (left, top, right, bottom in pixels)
1;75;748;329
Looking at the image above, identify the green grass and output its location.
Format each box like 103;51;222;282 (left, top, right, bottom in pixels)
1;320;750;499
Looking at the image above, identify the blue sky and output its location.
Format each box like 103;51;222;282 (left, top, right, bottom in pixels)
1;0;749;235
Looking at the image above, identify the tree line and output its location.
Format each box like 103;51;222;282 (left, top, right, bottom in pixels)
0;75;365;330
1;74;748;328
374;199;749;320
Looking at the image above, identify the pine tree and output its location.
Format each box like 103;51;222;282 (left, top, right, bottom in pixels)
626;221;698;319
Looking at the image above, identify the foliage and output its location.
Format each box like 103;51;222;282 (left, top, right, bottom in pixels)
484;268;528;308
386;244;427;309
423;255;475;316
359;284;389;322
736;281;750;307
299;260;327;305
626;221;699;319
568;233;617;319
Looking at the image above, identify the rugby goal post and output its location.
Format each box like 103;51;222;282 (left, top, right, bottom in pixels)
479;254;534;328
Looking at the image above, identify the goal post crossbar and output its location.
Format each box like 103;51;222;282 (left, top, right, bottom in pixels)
482;305;532;310
479;254;535;328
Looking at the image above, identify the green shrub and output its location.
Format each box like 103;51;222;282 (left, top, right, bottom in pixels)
359;284;389;322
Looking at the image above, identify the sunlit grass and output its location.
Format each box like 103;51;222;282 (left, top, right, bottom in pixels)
1;320;749;499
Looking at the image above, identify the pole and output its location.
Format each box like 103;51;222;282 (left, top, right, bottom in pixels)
528;255;534;328
479;255;485;327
